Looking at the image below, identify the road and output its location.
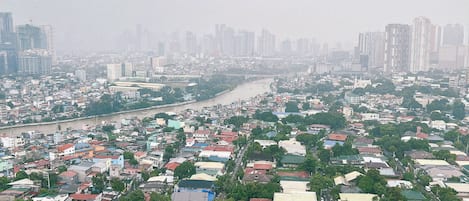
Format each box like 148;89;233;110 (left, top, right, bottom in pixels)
231;142;250;182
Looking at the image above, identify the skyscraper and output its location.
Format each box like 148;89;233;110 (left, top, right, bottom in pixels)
41;25;56;65
107;64;122;81
257;29;276;57
384;24;411;73
234;31;255;56
280;39;292;56
443;24;464;46
410;17;433;72
358;32;385;69
17;49;52;75
185;31;197;55
0;12;17;75
296;38;310;56
17;24;47;51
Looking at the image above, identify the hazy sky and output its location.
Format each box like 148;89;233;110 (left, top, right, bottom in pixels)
2;0;469;53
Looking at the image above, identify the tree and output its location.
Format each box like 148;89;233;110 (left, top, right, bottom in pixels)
150;192;171;201
298;155;317;174
431;186;460;201
285;101;300;113
163;145;175;162
0;177;9;191
91;173;106;193
356;169;387;195
123;151;135;160
453;100;466;120
110;178;125;192
254;110;279;122
174;161;196;179
15;171;28;181
317;149;331;164
57;165;67;173
119;190;145;201
308;174;333;200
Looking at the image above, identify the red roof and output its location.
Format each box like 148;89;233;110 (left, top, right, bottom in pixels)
135;151;146;158
244;168;267;175
70;193;98;200
63;155;78;161
60;170;78;178
253;163;273;170
277;171;309;178
94;155;120;160
357;147;382;154
58;143;74;152
416;132;429;139
165;162;180;171
195;130;212;135
328;134;348;141
220;131;238;136
203;145;234;153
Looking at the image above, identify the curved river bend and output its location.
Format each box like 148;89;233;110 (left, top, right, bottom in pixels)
0;78;273;136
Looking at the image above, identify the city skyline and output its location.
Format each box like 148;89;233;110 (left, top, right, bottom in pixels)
2;0;469;53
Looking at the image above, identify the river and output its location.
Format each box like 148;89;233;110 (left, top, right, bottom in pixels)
0;78;273;136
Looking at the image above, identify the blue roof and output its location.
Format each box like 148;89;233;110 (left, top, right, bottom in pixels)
265;131;278;138
193;143;209;147
323;140;344;147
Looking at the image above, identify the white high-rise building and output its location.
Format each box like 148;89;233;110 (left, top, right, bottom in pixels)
410;17;433;73
384;24;411;73
107;63;122;81
257;29;276;57
358;32;385;69
41;25;56;65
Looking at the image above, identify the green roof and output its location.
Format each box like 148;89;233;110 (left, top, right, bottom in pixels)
281;154;306;164
401;190;426;201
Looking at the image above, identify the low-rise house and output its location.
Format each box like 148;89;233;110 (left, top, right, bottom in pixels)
69;193;102;201
338;193;378;201
139;176;174;193
171;191;214;201
281;154;305;168
194;162;224;176
59;170;79;185
273;192;317;201
175;180;215;193
279;181;308;193
279;139;306;156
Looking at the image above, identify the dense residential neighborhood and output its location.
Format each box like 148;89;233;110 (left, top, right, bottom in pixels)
0;72;469;201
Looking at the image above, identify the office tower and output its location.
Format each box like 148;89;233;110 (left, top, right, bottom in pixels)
358;32;385;69
257;29;276;57
17;50;52;75
234;31;255;56
296;38;310;56
17;24;47;51
214;25;235;56
201;34;216;56
384;24;411;73
429;25;441;65
135;24;142;51
410;17;433;72
443;24;464;46
157;42;165;56
280;39;292;56
150;56;166;73
185;31;197;55
75;69;87;81
107;64;122;81
122;62;133;77
41;25;56;65
438;45;467;70
0;12;17;75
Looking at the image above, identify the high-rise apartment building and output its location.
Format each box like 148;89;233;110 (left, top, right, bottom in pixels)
384;24;411;73
410;17;434;72
0;12;17;75
234;31;255;57
185;31;197;55
257;29;276;57
17;49;51;75
107;64;122;81
443;24;464;46
17;24;47;51
358;32;385;69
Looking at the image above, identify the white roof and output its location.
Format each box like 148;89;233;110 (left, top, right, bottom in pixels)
274;192;317;201
450;150;467;156
456;161;469;167
194;162;225;169
415;159;450;166
339;193;378;201
8;178;35;186
280;181;309;193
386;180;413;188
445;183;469;193
190;173;217;181
147;175;174;183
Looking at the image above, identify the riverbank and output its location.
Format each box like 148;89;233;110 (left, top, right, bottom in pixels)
0;78;273;136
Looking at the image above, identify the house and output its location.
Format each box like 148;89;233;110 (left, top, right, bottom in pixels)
279;181;308;193
171;191;214;201
253;140;277;149
194;162;224;176
175;180;214;193
243;168;272;184
59;170;79;185
68;165;92;183
405;150;434;160
69;193;102;201
338;193;378;201
139;176;174;193
334;171;363;186
273;192;317;201
281;154;305;168
444;183;469;199
278;139;306;156
32;194;70;201
328;133;348;141
400;190;426;201
357;147;382;155
93;154;124;169
58;144;75;156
